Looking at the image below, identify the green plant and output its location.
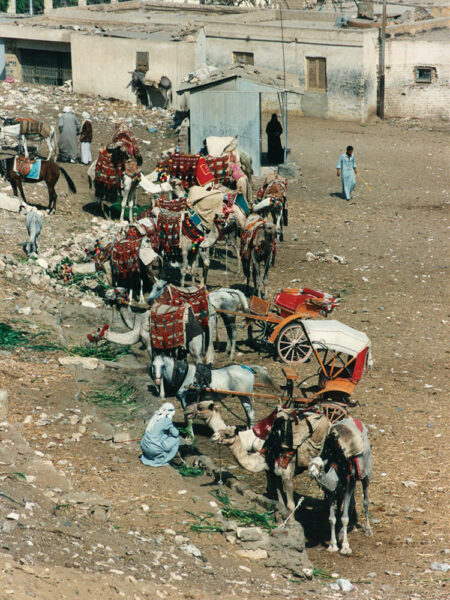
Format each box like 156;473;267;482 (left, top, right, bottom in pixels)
173;464;204;478
0;322;62;352
69;342;129;362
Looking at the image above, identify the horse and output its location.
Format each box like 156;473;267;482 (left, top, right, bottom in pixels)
0;118;56;160
151;354;279;437
0;156;76;214
147;279;250;363
240;215;276;299
87;157;139;223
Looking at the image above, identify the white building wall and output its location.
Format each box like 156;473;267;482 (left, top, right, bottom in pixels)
385;38;450;120
71;33;203;111
205;25;379;121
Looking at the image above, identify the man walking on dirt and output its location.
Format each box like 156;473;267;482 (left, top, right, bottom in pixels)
336;145;358;201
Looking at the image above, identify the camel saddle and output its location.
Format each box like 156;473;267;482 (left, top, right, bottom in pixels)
15;155;36;178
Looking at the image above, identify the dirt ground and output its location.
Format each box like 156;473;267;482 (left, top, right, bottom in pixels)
0;82;449;600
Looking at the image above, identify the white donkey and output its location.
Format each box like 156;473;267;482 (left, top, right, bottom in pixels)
23;208;43;257
0;119;56;160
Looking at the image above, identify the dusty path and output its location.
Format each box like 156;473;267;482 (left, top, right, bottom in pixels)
0;83;449;599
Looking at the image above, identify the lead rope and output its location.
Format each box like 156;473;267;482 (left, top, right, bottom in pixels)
218;442;223;486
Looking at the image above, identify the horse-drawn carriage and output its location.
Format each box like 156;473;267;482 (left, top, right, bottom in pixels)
216;287;340;364
188;318;372;425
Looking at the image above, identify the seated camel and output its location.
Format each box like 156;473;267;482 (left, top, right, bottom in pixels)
186;400;331;512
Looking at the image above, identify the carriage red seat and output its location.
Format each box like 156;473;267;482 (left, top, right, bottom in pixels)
274;288;339;319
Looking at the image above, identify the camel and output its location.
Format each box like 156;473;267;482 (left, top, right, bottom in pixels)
308;417;373;555
187;401;331;511
87;158;139;223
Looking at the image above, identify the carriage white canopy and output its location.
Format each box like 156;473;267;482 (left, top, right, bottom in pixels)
301;320;372;365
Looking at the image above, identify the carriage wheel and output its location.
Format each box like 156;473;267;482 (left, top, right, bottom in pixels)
248;320;275;347
321;402;348;424
276;323;312;364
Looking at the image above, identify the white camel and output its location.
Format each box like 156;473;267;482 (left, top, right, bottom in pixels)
0;119;56;160
187;401;331;512
308;417;373;555
152;355;279;434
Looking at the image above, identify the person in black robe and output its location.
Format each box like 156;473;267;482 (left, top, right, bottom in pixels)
266;113;284;164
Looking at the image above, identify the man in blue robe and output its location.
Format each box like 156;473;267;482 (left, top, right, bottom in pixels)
140;403;180;467
336;146;358;201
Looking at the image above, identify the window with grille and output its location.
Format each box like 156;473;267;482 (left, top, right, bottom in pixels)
233;51;254;66
415;66;435;83
136;51;149;73
306;57;327;92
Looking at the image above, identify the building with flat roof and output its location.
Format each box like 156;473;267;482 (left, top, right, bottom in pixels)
0;2;448;120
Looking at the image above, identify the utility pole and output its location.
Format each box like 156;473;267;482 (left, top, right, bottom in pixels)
378;0;387;119
279;4;287;164
29;0;34;15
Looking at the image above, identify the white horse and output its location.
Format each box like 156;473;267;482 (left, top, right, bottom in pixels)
308;418;373;555
147;280;250;363
0;120;56;160
151;354;279;435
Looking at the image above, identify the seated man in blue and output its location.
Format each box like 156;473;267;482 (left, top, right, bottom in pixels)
140;402;180;467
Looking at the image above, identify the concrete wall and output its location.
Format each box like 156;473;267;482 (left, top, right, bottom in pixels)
204;23;379;121
190;80;262;174
71;31;204;110
385;37;450;120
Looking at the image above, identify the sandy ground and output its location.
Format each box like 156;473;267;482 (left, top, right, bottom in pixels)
0;83;449;599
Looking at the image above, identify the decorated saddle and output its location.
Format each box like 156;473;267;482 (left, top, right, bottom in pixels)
150;303;188;350
125;218;159;251
159;283;209;329
158;153;230;188
157;211;182;259
110;236;155;289
154;193;187;213
94;148;124;199
257;174;287;201
15;118;52;139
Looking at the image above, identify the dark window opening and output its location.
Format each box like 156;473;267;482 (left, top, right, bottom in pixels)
415;66;435;83
233;51;254;66
136;51;149;73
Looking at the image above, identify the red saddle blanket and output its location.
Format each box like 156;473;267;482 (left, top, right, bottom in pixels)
95;149;123;190
159;154;230;187
111;237;141;286
160;284;208;329
150;303;187;350
157;211;182;256
155;194;187;213
257;176;287;201
125;220;159;251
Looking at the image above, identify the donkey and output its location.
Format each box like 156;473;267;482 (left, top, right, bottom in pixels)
0;118;56;160
23;208;43;257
